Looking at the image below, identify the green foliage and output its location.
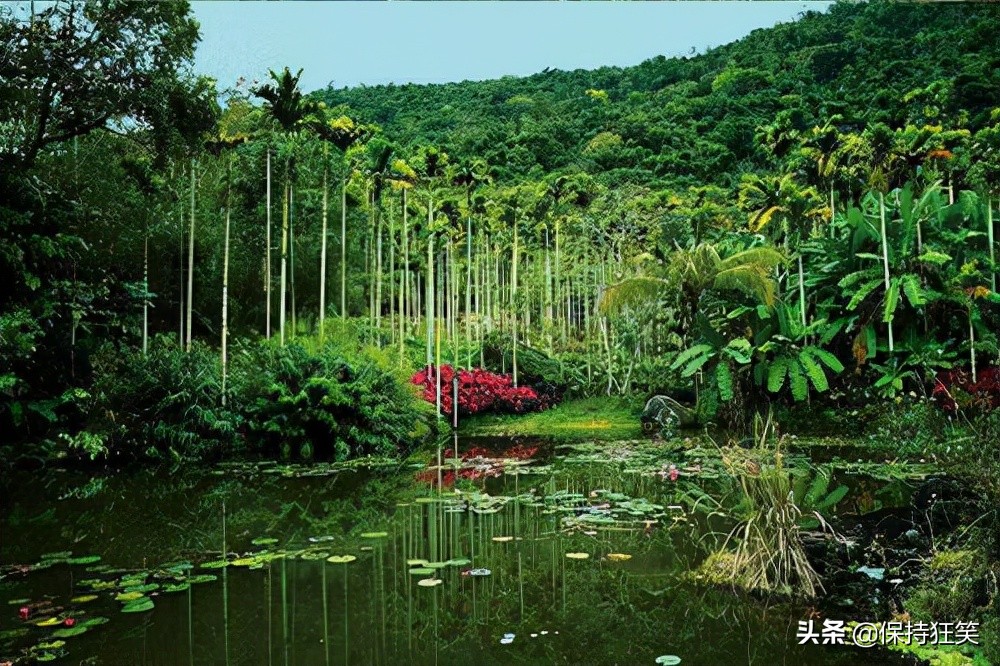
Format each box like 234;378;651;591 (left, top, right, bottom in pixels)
85;334;432;462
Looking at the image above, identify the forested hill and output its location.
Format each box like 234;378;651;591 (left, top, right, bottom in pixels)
317;1;1000;190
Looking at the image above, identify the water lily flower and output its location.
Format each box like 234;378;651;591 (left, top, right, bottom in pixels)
64;617;76;627
18;606;29;620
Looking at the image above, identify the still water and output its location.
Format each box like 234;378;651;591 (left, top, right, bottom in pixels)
1;436;913;665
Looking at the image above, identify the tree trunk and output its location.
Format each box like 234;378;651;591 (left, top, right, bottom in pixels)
266;149;272;339
143;234;148;356
879;192;893;353
341;176;347;320
222;158;232;406
279;174;289;345
319;150;328;341
186;158;196;352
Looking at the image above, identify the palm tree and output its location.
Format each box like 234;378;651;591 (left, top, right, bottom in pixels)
252;67;318;344
313;114;371;333
601;242;785;336
451;158;491;362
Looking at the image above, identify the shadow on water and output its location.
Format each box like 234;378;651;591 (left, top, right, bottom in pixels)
0;435;915;665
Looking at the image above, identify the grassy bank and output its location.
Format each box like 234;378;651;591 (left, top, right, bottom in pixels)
458;396;644;440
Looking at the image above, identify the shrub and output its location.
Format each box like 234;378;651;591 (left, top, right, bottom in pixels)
86;334;433;462
89;335;241;460
235;340;433;460
411;364;555;416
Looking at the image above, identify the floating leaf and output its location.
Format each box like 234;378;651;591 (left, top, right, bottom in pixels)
186;575;218;584
300;551;330;561
565;552;590;560
469;568;491;577
115;591;144;602
655;657;681;665
200;559;229;569
251;537;279;546
406;559;429;567
446;558;471;567
121;598;154;613
81;616;109;627
360;532;388;539
606;553;632;562
71;595;98;603
491;536;514;543
417;578;443;587
41;551;72;560
35;617;61;627
162;583;191;593
35;640;66;649
51;625;89;637
36;652;59;662
7;598;30;605
68;555;101;566
409;568;434;575
326;555;357;564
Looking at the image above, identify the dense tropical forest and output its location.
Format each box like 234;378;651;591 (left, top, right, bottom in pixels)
2;2;1000;664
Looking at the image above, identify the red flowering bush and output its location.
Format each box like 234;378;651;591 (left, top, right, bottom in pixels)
411;365;554;416
933;367;1000;413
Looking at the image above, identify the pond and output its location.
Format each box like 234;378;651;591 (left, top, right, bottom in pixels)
0;434;928;665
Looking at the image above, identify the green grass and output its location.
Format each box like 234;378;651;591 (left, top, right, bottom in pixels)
458;397;643;440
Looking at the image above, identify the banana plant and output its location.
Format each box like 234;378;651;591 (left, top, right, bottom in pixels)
753;303;845;402
669;331;754;402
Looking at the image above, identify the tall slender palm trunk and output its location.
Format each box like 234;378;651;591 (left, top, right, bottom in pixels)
186;158;196;352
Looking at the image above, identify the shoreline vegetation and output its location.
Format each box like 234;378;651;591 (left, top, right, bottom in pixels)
2;1;1000;663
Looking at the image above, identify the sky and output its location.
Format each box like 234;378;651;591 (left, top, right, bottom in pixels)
191;1;834;93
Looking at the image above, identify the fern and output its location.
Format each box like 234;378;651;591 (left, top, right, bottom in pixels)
901;273;926;307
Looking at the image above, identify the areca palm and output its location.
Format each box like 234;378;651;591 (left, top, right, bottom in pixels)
252;67;318;344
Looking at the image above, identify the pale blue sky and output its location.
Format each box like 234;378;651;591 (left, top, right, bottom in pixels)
191;2;833;93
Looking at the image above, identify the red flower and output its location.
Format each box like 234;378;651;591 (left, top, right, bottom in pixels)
64;617;76;627
18;606;29;621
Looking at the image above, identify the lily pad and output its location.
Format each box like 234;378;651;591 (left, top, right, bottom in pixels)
491;536;514;543
35;640;66;649
121;598;155;613
655;657;681;665
162;583;191;593
469;568;491;577
41;551;72;560
51;626;89;638
200;559;230;569
409;568;434;575
70;595;99;603
446;558;471;567
187;574;218;584
115;591;145;602
606;553;632;562
251;537;279;546
406;558;429;567
565;552;590;560
326;555;357;564
417;578;443;587
300;551;330;561
67;555;101;566
82;616;110;627
360;532;389;539
35;617;62;627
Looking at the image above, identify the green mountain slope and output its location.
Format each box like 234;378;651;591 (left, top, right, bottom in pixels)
318;2;1000;188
